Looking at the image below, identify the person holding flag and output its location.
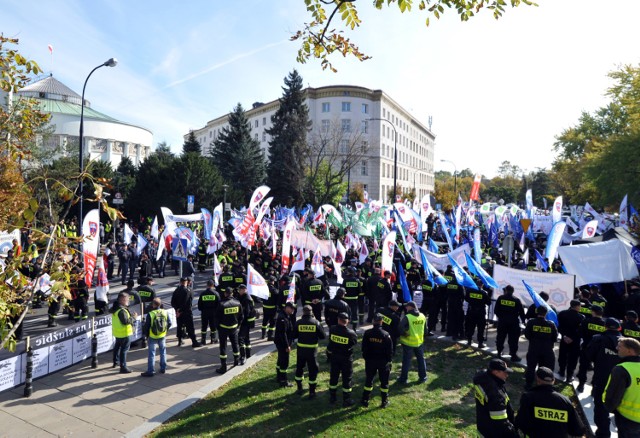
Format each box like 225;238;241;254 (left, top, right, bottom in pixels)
523;306;558;389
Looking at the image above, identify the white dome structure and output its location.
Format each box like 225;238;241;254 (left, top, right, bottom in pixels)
17;74;152;167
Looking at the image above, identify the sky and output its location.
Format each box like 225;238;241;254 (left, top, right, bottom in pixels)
3;0;640;178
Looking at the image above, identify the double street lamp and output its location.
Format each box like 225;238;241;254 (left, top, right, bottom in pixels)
78;57;118;236
368;117;397;203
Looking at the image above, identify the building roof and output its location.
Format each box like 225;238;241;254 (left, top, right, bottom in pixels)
34;98;120;122
19;75;83;105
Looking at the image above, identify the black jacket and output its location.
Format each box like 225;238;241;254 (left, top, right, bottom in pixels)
472;370;517;437
171;285;193;314
515;385;585;437
586;330;621;388
274;310;295;349
362;325;393;363
293;314;325;348
327;324;358;358
494;293;525;325
557;308;584;342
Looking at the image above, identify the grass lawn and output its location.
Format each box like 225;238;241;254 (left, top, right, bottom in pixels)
149;338;548;437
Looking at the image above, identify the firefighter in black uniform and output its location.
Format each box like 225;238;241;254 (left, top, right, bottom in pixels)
365;268;382;322
585;317;622;437
576;304;606;392
293;305;325;398
472;358;518;437
261;276;278;340
217;265;235;293
515;366;585;437
557;299;584;382
197;240;207;272
361;313;394;408
301;269;327;322
233;264;246;290
327;312;358;406
444;265;465;340
464;282;492;348
236;284;256;364
420;278;437;335
524;306;558;389
215;287;243;374
430;272;449;334
622;310;640;341
71;267;90;321
136;276;157;314
197;279;220;345
377;300;401;354
494;285;525;362
171;277;201;348
342;267;362;330
274;302;296;387
324;288;351;327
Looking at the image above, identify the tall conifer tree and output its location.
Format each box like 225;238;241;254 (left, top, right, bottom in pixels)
266;70;311;206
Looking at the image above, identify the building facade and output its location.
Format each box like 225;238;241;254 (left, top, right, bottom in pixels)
187;85;435;202
10;75;152;168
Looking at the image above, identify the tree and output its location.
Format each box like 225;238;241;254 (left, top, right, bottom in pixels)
156;141;173;155
182;131;202;155
266;70;311;206
211;103;267;206
294;0;535;72
304;117;367;206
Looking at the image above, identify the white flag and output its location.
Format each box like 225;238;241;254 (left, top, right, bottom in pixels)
123;223;134;245
359;238;369;264
311;245;324;278
381;231;397;275
150;216;159;240
581;219;599;239
620;194;629;229
246;263;270;300
213;254;222;286
290;247;306;273
82;209;100;287
552;196;563;224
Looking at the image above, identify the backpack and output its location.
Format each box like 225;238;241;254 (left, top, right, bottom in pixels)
151;310;168;336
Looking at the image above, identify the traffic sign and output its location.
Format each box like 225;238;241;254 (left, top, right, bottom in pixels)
171;238;189;262
113;192;124;205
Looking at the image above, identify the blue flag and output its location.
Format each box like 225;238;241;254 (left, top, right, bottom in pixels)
488;221;499;248
522;280;558;327
419;247;448;286
410;209;423;242
534;249;549;272
428;237;439;253
395;260;412;302
447;254;478;290
464;252;500;289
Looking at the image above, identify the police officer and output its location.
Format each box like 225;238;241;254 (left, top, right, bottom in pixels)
215;287;243;374
515;367;585;437
342;267;362;330
327;312;358;406
274;302;296;387
590;285;608;314
578;288;593;317
603;337;640;437
237;284;256;365
324;288;351;327
472;358;518;437
585;317;622;437
365;268;382;323
576;304;606;393
197;279;220;345
301;268;327;322
524;306;558;389
464;283;492;348
361;314;393;408
420;278;437;335
557;299;584;383
261;276;279;341
429;271;449;334
293;305;325;398
397;301;428;384
494;285;525;362
377;300;401;354
621;310;640;342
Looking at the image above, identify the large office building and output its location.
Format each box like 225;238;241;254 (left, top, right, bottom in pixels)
6;74;152;168
186;85;435;202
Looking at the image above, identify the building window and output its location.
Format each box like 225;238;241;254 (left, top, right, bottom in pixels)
363;184;368;193
322;102;330;112
361;120;369;134
361;160;368;176
255;133;258;140
341;119;351;133
342;102;351;112
361;140;369;153
321;119;330;133
263;117;266;126
382;108;386;118
209;131;212;138
362;103;369;114
262;132;267;141
340;140;349;153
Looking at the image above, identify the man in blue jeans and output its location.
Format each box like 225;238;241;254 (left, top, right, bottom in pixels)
111;292;138;373
397;301;428;384
141;298;172;376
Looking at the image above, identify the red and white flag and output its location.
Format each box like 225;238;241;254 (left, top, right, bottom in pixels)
286;275;296;303
469;174;482;201
290;247;306;273
82;209;100;287
358;239;369;264
281;219;295;275
381;232;396;276
247;263;270;300
311;246;324;278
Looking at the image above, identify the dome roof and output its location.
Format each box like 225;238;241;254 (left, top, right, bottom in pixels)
19;75;83;106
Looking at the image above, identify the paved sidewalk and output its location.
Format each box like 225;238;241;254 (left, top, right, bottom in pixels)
0;328;274;438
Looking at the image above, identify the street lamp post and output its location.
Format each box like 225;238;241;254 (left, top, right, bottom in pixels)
78;57;118;237
368;117;397;203
440;159;457;198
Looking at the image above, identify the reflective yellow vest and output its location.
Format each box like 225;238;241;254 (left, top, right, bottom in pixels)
400;313;426;347
112;308;133;338
605;361;640;423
